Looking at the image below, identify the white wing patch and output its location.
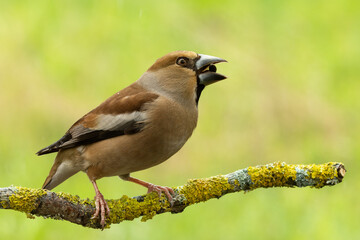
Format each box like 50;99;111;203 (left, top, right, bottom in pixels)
94;111;147;131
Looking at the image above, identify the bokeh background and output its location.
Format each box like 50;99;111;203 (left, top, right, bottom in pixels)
0;0;359;239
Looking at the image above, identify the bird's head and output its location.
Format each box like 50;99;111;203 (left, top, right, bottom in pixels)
139;51;227;104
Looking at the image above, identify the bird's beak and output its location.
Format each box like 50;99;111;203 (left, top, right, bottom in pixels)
196;54;227;86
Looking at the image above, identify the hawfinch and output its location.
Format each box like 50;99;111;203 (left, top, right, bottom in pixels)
37;51;227;227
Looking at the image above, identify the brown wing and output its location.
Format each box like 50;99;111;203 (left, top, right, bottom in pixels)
37;85;158;156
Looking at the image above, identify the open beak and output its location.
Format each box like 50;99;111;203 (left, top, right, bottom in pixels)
196;54;227;86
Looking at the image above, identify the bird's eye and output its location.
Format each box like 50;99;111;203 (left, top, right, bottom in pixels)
176;57;188;66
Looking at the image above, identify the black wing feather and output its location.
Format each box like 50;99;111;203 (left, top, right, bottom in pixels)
36;121;144;156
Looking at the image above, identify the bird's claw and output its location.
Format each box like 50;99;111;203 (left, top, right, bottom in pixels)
91;191;110;229
147;184;175;206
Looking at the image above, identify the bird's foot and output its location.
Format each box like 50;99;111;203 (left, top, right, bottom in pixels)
91;190;110;229
147;183;175;206
125;176;175;206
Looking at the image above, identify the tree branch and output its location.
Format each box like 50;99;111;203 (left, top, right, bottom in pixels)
0;162;346;229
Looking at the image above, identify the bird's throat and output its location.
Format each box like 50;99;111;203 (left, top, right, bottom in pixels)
195;84;205;105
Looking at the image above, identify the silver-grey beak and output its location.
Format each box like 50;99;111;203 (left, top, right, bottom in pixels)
196;54;227;69
196;54;227;86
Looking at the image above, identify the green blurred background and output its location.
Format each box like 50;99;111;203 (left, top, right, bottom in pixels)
0;0;359;239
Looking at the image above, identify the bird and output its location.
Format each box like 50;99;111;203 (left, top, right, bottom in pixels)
37;51;227;228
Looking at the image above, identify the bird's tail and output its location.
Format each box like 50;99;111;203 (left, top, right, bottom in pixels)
42;157;80;190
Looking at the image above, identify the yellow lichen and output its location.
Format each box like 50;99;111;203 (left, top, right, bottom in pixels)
247;162;341;189
9;187;47;213
1;200;10;209
233;179;240;186
101;192;167;228
303;162;340;188
56;192;93;206
179;175;233;205
247;162;297;189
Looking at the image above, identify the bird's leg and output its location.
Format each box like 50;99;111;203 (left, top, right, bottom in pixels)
90;180;110;229
122;176;175;205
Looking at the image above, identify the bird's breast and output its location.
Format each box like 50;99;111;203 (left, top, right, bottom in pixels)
144;96;198;159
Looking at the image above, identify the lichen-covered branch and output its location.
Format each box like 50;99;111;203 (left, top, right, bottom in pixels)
0;162;346;229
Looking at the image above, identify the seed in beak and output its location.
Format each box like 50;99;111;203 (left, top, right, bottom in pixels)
201;64;217;73
209;65;217;72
